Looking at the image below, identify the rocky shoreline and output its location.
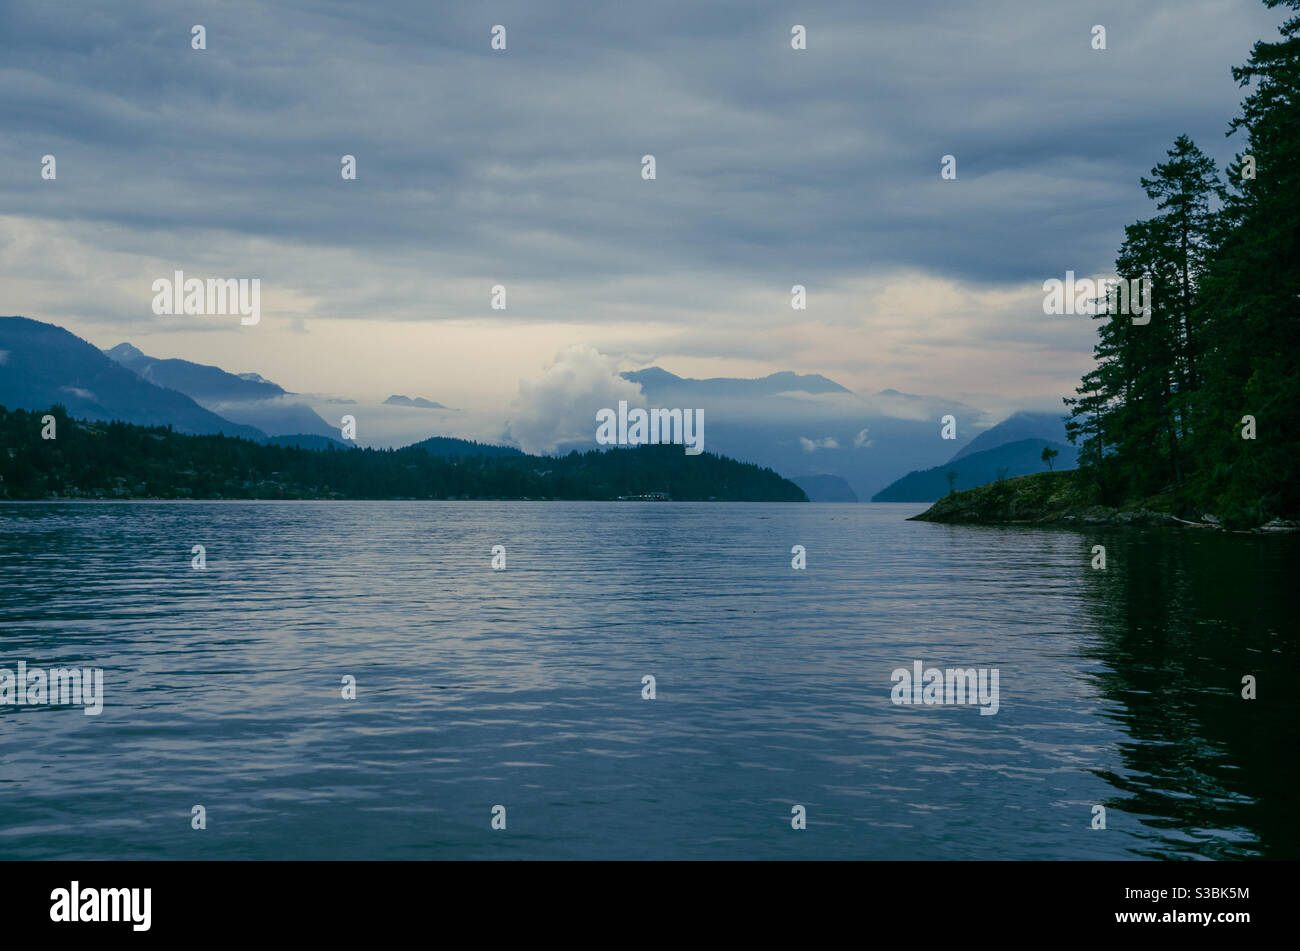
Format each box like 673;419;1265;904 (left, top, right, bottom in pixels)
909;470;1298;532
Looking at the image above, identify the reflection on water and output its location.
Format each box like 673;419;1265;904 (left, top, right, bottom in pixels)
1078;528;1298;859
0;501;1294;859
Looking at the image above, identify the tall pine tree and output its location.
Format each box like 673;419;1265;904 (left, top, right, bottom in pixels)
1068;0;1298;525
1191;0;1300;524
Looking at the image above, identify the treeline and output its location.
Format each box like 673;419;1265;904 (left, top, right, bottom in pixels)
0;405;805;502
1065;0;1298;528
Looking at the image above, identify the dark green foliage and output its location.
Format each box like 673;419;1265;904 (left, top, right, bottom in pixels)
1066;1;1300;526
910;470;1104;525
408;436;525;458
0;405;806;502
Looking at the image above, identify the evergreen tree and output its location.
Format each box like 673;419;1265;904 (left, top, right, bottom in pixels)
1191;0;1300;524
1067;0;1297;525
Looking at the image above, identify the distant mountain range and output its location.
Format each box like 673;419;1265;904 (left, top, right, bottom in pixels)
1;316;1075;501
383;395;452;410
103;342;287;401
623;367;851;398
103;340;341;442
619;366;984;500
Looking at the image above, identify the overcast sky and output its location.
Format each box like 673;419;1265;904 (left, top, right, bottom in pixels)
0;0;1281;441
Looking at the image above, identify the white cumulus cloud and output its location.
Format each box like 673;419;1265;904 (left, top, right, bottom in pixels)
506;345;644;455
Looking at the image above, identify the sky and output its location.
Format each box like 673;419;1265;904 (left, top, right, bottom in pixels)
0;0;1283;446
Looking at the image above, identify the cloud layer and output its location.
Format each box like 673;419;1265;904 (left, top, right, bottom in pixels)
0;0;1281;420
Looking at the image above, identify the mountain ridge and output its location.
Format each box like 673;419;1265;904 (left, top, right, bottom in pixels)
949;411;1068;462
0;316;267;441
103;340;339;440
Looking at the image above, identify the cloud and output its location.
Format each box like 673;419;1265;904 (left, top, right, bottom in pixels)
799;436;839;452
853;427;873;448
0;0;1273;296
0;0;1281;415
506;345;644;454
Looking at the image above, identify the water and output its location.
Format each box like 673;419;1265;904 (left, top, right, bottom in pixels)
0;501;1295;860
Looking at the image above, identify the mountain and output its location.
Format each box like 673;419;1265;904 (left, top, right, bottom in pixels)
105;343;286;401
384;395;452;410
0;316;266;441
104;342;340;440
949;411;1068;462
790;474;859;502
871;438;1078;502
613;366;982;500
623;367;851;398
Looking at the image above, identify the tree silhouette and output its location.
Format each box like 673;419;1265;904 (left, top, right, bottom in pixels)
1063;0;1300;526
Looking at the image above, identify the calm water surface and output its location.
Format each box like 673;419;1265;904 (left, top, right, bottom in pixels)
0;501;1295;859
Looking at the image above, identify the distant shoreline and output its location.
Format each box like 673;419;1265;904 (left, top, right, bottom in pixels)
0;407;807;504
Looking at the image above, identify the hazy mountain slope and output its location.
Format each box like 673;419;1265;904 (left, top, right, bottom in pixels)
950;411;1068;462
0;316;266;440
615;366;982;499
209;400;342;441
872;438;1078;502
105;343;286;401
790;474;859;502
623;367;851;398
104;341;339;439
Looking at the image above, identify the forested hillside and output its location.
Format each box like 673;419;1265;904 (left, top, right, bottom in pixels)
0;405;806;502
